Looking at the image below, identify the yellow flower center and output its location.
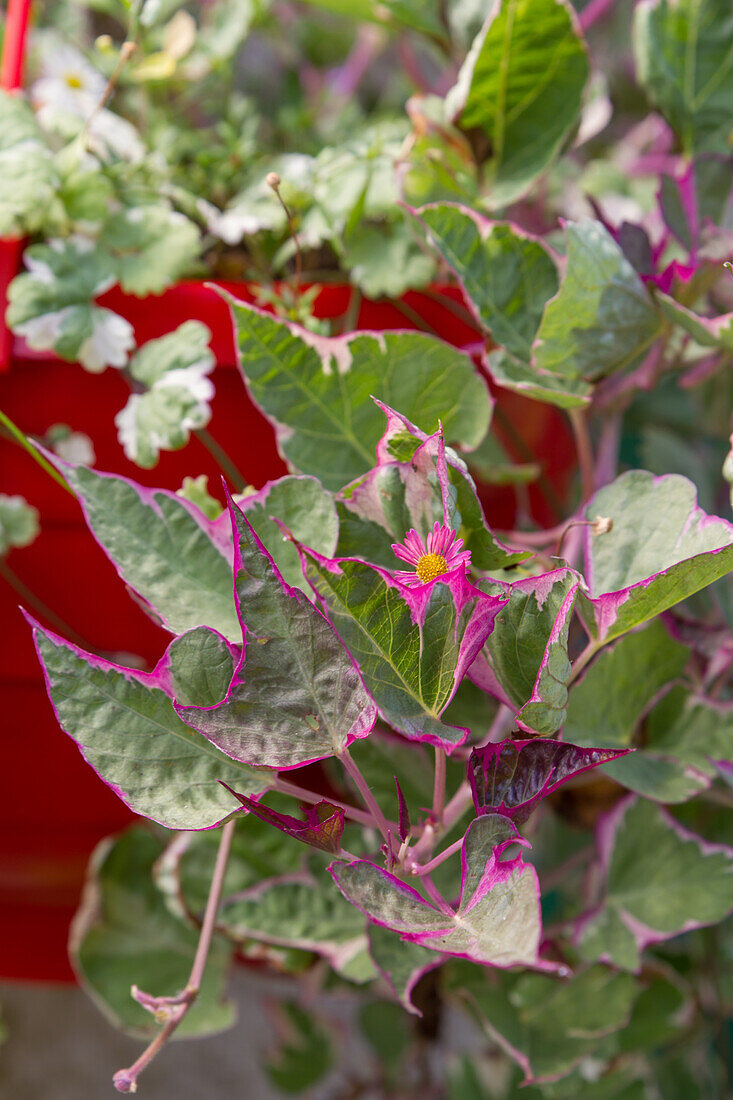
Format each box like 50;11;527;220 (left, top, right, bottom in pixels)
415;552;448;583
65;73;83;89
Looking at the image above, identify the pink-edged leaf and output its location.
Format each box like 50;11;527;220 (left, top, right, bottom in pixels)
29;616;268;830
220;784;346;854
302;548;508;750
177;494;377;769
346;401;529;570
367;924;441;1017
578;471;733;645
575;795;733;971
394;777;411;843
45;452;240;639
469;739;633;824
469;568;581;735
331;815;556;969
655;292;733;350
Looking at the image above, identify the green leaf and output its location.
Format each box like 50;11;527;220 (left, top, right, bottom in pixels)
367;924;440;1015
304;552;507;748
218;859;367;969
157;801;306;919
7;239;134;372
579;471;733;644
452;963;637;1083
565;619;688;749
178;501;376;768
533;220;661;383
100;204;200;295
345;221;436;299
71;827;235;1037
0;494;39;555
474;569;579;735
31;620;267;830
242;475;339;590
229;297;491;491
60;462;241;639
413;204;559;362
577;797;733;971
446;0;589;205
486;349;591;409
265;1002;334;1094
0;91;58;236
634;0;733;155
176;475;224;520
564;622;704;801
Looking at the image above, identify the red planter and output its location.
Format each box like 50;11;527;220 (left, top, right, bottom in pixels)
0;280;574;981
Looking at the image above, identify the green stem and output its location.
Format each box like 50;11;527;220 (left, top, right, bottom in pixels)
195;428;248;493
0;409;74;496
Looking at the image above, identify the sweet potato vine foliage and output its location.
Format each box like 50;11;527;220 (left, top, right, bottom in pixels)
4;0;733;1095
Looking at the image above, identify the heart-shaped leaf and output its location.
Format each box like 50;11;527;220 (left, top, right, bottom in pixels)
331;815;551;969
411;203;559;362
576;796;733;971
579;471;733;644
71;827;236;1037
177;496;377;768
367;924;441;1016
228;295;491;491
53;457;240;640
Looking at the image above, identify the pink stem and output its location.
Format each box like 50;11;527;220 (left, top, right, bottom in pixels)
113;818;237;1093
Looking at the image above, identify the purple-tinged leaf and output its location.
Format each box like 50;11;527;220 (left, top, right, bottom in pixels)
331;815;556;970
711;760;733;788
579;471;733;645
29;616;268;830
394;778;411;843
303;549;508;750
469;739;632;824
575;796;733;971
219;784;346;854
177;495;377;769
469;569;581;736
658;155;733;259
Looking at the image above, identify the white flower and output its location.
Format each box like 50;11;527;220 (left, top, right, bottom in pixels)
155;367;215;401
31;42;105;118
78;309;135;373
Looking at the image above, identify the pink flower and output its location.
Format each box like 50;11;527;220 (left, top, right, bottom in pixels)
391;522;471;587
